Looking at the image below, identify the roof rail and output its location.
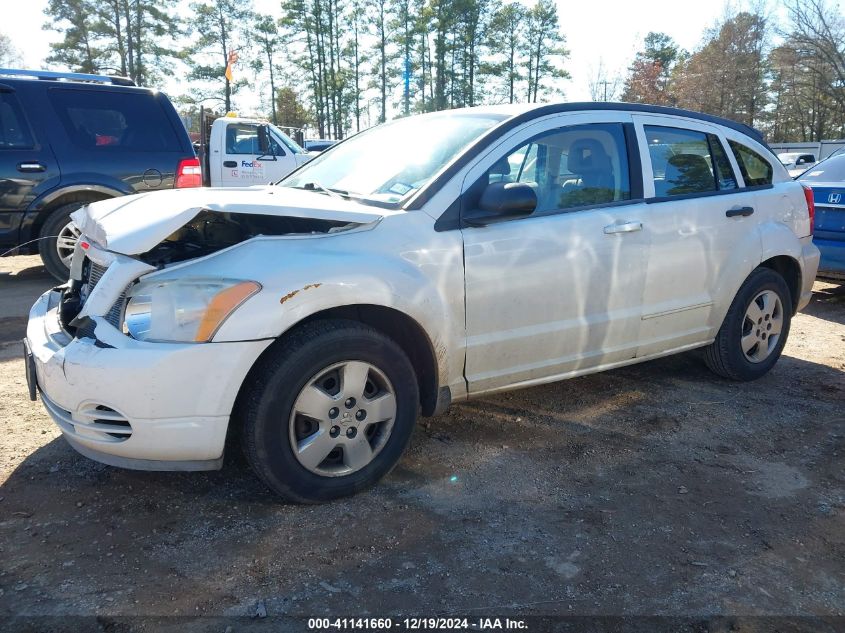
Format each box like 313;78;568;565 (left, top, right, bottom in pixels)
0;68;135;87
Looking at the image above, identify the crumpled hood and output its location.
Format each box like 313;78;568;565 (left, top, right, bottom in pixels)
71;186;390;255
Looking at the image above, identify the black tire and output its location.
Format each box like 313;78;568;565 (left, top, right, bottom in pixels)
38;202;91;281
704;267;792;381
240;319;419;503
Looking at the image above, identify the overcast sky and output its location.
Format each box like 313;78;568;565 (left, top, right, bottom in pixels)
7;0;790;116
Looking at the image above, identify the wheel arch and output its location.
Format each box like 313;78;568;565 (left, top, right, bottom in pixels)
234;304;445;422
298;305;443;416
27;186;123;240
759;255;802;314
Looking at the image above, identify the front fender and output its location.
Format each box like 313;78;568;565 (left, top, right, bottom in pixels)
142;220;467;398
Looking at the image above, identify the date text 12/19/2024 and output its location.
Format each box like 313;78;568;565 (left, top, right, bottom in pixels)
308;618;529;630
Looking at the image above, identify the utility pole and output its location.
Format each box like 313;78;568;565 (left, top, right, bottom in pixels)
598;80;611;102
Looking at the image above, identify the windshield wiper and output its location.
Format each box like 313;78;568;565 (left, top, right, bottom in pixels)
301;182;347;199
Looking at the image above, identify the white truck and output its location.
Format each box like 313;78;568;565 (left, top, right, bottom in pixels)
199;115;313;187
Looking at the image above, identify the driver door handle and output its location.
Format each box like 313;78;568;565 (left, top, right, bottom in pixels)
604;220;643;234
17;162;46;173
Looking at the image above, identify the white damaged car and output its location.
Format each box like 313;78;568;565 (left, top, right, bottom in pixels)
25;103;820;502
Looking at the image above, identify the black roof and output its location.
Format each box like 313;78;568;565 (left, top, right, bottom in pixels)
510;101;766;145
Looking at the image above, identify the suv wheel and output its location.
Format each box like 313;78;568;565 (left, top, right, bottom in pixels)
39;202;92;281
704;267;792;381
240;319;419;503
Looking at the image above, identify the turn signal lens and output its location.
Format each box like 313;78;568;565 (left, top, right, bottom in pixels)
123;279;261;343
194;281;261;341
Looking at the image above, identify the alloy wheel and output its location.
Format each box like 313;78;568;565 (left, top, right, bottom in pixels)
741;290;783;363
55;221;81;269
288;360;397;477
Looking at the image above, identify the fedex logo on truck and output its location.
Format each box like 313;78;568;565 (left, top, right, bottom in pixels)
241;160;263;168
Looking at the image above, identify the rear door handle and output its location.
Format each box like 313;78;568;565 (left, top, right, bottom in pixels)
17;162;46;173
726;206;754;217
604;221;643;234
223;160;237;168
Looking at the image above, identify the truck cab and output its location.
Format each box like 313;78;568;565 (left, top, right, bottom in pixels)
203;115;312;187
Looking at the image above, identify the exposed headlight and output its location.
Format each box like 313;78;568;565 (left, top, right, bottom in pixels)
123;278;261;343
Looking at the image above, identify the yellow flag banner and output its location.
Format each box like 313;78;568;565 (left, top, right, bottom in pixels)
225;50;239;82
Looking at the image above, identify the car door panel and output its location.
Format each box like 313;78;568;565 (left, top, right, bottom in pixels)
220;122;296;186
460;112;649;394
464;203;649;393
0;87;60;247
632;115;762;356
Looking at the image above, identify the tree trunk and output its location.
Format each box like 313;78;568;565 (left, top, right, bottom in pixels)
218;6;230;112
267;45;277;124
353;4;361;131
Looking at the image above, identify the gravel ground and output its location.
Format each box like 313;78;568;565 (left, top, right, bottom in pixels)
0;255;843;632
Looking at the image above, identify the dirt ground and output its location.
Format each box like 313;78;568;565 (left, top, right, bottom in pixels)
0;254;843;631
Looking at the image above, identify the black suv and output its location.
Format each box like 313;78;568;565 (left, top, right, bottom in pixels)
0;69;199;280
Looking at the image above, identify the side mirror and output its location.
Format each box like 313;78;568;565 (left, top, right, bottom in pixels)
464;182;537;226
257;125;272;156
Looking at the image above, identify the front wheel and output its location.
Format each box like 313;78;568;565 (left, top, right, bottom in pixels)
240;319;419;503
704;267;792;381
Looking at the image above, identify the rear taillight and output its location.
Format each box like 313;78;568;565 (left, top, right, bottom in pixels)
801;184;815;234
175;157;202;188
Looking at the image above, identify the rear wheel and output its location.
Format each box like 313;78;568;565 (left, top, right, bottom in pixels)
240;319;419;503
704;267;792;381
38;202;93;281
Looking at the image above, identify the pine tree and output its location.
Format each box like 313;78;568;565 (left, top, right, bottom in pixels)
253;14;283;124
186;0;255;112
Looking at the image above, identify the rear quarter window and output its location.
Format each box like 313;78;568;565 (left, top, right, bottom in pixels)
48;88;183;153
728;140;773;187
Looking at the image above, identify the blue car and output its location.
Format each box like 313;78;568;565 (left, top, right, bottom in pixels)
799;154;845;278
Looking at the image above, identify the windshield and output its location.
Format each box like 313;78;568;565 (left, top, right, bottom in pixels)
799;155;845;182
281;112;507;204
271;124;304;154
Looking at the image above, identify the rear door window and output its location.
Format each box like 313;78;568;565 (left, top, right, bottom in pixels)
0;92;34;149
708;134;738;190
728;140;773;187
645;125;722;197
48;88;182;152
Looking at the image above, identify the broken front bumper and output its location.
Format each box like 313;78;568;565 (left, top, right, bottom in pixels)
26;289;271;471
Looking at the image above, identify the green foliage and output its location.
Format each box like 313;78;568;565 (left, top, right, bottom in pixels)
43;0;571;137
0;32;22;67
275;0;569;137
44;0;103;74
620;2;845;141
44;0;181;86
621;32;680;105
185;0;255;112
276;86;313;129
